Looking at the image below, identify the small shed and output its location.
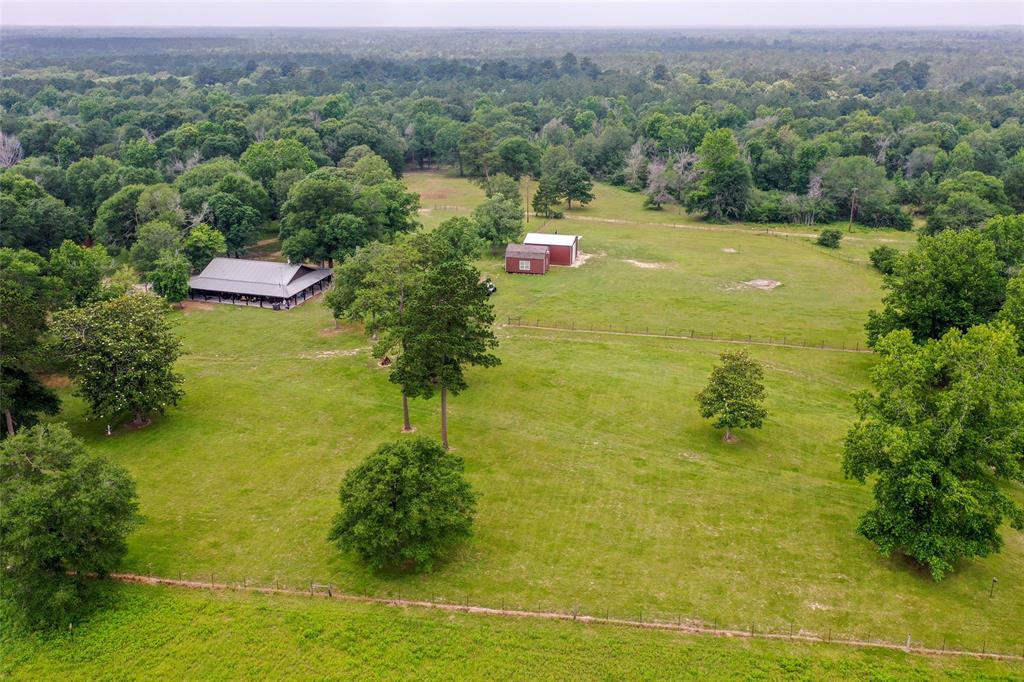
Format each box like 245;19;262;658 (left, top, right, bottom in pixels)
523;232;580;266
505;243;550;275
188;257;332;309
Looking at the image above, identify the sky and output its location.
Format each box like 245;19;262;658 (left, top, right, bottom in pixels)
1;0;1022;28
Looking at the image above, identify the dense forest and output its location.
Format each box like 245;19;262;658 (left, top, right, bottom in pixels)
3;27;1023;263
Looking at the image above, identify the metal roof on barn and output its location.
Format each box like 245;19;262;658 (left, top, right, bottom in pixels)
505;243;550;258
189;258;332;299
523;232;579;247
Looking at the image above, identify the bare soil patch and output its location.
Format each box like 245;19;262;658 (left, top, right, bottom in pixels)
743;279;782;290
623;259;667;270
570;251;601;268
181;301;214;313
300;348;366;359
722;248;738;253
40;373;72;389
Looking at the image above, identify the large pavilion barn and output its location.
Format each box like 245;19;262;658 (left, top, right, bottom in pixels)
188;258;332;309
523;233;580;265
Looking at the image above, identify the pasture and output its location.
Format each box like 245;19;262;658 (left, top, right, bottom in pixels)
42;174;1022;657
4;583;1021;680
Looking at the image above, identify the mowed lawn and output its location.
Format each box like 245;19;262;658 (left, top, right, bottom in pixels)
5;584;1021;681
54;295;1024;653
407;173;915;347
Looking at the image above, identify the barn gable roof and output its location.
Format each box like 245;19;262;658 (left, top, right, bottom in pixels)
524;232;579;247
189;258;331;299
505;243;550;258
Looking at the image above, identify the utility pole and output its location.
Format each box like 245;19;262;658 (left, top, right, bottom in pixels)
848;187;858;232
524;176;530;223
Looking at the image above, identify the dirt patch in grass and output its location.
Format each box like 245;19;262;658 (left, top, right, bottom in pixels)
744;279;782;290
300;348;366;359
570;251;601;268
722;248;738;253
40;373;72;389
181;301;215;313
623;259;667;270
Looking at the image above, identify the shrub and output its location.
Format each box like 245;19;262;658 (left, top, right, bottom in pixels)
869;245;900;274
328;437;476;571
817;228;843;248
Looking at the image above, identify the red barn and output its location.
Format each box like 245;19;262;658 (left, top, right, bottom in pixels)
523;232;580;265
505;243;550;274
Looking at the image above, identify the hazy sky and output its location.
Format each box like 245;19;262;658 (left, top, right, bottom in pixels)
2;0;1022;28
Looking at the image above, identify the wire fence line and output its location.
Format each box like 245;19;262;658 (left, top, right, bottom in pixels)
109;571;1022;662
503;317;872;354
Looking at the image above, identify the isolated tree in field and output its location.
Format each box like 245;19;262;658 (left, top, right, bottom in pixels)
866;230;1006;346
0;423;138;626
531;175;563;218
685;128;752;221
696;350;768;443
182;223;227;272
558;162;595;209
150;250;191;308
328;437;476;571
472;193;523;251
50;292;184;427
0;249;61;435
390;257;500;449
47;240;111;307
843;324;1024;579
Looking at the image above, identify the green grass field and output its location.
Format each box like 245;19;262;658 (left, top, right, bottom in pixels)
8;172;1022;676
4;583;1021;681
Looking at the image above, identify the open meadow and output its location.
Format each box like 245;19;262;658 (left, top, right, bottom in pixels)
31;174;1021;664
4;582;1021;681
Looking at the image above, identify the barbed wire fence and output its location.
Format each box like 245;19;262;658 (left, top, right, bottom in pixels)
503;316;871;353
114;570;1023;662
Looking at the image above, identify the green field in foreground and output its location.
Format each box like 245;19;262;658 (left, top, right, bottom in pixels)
3;583;1021;681
51;299;1024;654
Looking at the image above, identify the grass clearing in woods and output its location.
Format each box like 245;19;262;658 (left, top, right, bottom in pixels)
15;172;1022;670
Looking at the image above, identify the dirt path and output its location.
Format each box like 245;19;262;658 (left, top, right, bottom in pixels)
107;572;1020;662
503;322;872;354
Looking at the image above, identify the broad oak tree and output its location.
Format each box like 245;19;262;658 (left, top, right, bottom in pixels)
50;292;185;427
842;324;1024;579
328;437;476;571
696;350;768;443
866;230;1006;346
0;424;138;626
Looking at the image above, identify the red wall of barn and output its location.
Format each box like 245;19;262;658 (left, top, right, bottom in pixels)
545;243;574;265
505;255;548;274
